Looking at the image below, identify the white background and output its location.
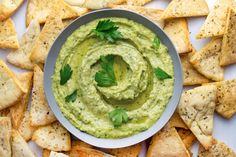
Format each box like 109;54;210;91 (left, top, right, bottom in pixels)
0;0;236;156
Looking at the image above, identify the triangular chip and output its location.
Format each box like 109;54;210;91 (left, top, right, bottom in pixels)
178;85;217;149
26;0;79;26
126;0;152;6
71;140;93;149
30;10;64;64
146;127;190;157
7;20;40;70
70;146;114;157
11;130;36;157
49;151;69;157
106;143;142;157
30;65;56;126
198;139;236;157
215;79;236;119
180;49;209;86
164;18;192;54
220;8;236;66
10;72;33;129
168;112;188;129
18;111;37;141
190;38;224;81
177;128;196;149
0;60;26;110
161;0;209;19
0;0;24;20
111;5;164;28
0;117;11;157
0;18;19;49
32;122;71;151
196;0;233;39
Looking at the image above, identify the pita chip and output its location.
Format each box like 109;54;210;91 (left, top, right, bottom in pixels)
146;127;190;157
161;0;209;19
7;20;40;70
49;151;69;157
190;38;224;81
198;139;236;157
71;140;93;149
196;0;233;39
106;143;142;157
30;65;56;126
0;60;26;110
26;0;79;26
0;108;10;117
220;8;236;66
164;18;192;54
32;122;71;151
10;72;33;129
215;79;236;119
0;18;19;49
177;128;196;149
70;146;115;157
178;85;217;149
126;0;152;6
111;5;164;28
18;111;37;141
168;112;188;129
0;0;24;20
11;130;36;157
42;149;51;157
180;49;209;86
82;0;125;9
0;117;11;157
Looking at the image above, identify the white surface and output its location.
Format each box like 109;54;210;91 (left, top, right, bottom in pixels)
0;0;236;156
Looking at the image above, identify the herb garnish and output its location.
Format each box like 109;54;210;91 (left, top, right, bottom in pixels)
60;64;73;85
109;108;128;127
95;55;117;87
93;19;123;43
154;67;172;80
153;37;161;49
65;89;77;103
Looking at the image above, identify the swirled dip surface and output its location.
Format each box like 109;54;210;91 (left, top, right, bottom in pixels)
52;17;174;138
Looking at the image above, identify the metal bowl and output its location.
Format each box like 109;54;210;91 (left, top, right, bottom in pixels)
44;9;183;148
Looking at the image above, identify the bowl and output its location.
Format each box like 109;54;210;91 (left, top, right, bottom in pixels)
44;9;183;148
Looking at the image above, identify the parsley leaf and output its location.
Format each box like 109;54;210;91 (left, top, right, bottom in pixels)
153;37;161;49
60;64;73;85
65;90;77;103
95;55;117;87
109;108;128;127
154;67;172;80
93;19;123;43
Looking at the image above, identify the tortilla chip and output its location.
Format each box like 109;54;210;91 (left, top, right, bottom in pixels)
26;0;80;26
10;72;33;129
220;8;236;66
180;49;209;86
32;122;71;151
168;112;188;129
7;20;40;70
215;79;236;119
30;11;64;64
0;0;24;20
164;18;192;54
190;38;224;81
177;128;196;149
30;65;56;126
106;143;142;157
161;0;209;19
11;130;36;157
198;139;236;157
111;5;164;29
49;151;69;157
126;0;152;6
146;127;190;157
196;0;233;39
0;117;11;157
178;85;217;149
0;18;19;49
18;111;37;141
0;60;26;110
70;146;115;157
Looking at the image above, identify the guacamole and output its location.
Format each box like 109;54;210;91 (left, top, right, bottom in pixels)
52;17;174;138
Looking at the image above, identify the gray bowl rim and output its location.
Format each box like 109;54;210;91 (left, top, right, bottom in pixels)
44;9;183;149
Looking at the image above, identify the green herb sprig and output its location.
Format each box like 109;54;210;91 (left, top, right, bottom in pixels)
65;89;77;103
60;64;73;85
154;67;172;80
109;108;129;127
